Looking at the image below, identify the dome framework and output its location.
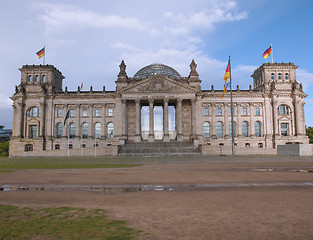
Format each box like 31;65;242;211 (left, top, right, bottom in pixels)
134;63;181;79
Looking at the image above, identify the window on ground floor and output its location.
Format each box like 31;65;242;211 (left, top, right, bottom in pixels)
25;144;33;152
281;123;289;136
203;122;210;138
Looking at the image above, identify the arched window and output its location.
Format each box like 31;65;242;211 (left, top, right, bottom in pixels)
242;121;249;137
69;123;75;138
28;107;40;117
271;73;275;80
42;75;46;82
28;75;32;82
278;73;282;80
216;122;223;138
107;123;114;139
95;123;101;138
82;123;88;138
278;105;290;115
285;73;289;80
255;121;262;137
229;121;236;137
203;122;210;138
56;123;63;138
35;75;39;82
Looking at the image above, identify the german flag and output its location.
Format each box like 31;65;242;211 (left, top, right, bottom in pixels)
263;45;272;59
36;47;45;59
221;58;230;98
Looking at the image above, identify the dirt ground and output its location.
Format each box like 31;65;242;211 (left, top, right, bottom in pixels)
1;156;313;240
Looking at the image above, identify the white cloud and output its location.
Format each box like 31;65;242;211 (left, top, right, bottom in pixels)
34;2;158;36
164;1;248;35
297;69;313;91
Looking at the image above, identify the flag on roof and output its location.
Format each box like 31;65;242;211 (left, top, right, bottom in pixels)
263;45;272;59
221;58;230;98
36;47;45;59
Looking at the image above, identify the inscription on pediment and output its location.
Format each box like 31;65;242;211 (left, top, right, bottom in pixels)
123;77;195;93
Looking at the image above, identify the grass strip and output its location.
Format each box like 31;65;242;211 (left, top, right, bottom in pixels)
0;204;144;240
0;163;141;170
0;170;14;173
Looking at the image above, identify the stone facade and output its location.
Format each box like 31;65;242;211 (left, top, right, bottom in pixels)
9;61;309;157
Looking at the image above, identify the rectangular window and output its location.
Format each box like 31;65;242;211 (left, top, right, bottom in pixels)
70;109;75;117
29;125;37;138
255;107;260;116
204;108;209;116
25;144;33;152
57;109;62;117
82;109;88;117
55;144;60;150
108;108;113;117
230;107;235;115
95;109;101;117
217;107;222;116
281;123;288;136
243;107;248;116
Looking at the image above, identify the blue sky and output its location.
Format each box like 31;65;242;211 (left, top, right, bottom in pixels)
1;0;313;128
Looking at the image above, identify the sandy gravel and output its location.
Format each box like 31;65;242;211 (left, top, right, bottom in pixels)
1;157;313;240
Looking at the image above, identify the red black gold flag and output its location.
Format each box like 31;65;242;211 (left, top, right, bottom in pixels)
263;45;272;59
36;47;45;59
221;58;230;98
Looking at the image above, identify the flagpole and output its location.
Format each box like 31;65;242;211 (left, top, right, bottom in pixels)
271;43;273;64
67;123;70;158
94;125;97;157
229;56;235;155
81;131;83;157
43;46;45;65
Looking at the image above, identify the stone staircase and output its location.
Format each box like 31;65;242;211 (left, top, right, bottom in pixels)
118;141;201;156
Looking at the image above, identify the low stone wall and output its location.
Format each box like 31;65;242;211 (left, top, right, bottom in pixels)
277;144;313;156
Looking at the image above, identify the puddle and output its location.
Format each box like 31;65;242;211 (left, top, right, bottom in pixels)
1;182;313;194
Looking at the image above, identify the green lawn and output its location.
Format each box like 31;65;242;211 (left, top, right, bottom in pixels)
0;205;143;240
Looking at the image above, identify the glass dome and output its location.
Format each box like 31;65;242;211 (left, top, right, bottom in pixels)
134;64;181;79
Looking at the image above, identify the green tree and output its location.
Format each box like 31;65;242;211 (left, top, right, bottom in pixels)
306;127;313;144
0;141;9;156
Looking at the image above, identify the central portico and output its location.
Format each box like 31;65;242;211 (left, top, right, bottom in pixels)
116;62;200;143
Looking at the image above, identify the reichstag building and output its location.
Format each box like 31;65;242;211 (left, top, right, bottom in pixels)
9;60;309;156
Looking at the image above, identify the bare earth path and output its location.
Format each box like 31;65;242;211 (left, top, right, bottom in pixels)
1;155;313;239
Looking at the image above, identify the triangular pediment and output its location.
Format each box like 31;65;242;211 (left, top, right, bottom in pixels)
121;76;196;94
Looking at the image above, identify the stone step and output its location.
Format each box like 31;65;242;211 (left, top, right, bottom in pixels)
118;141;201;156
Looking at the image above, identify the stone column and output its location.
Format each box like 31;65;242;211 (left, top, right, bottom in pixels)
176;98;183;141
39;102;46;138
211;104;216;138
122;99;128;138
237;104;242;137
135;99;141;142
148;99;155;142
191;99;197;138
250;104;255;136
272;99;278;136
88;104;93;138
163;98;169;142
224;103;229;137
102;104;106;139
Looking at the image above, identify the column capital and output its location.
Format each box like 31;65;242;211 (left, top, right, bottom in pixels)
148;98;154;104
177;98;183;103
163;98;169;103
